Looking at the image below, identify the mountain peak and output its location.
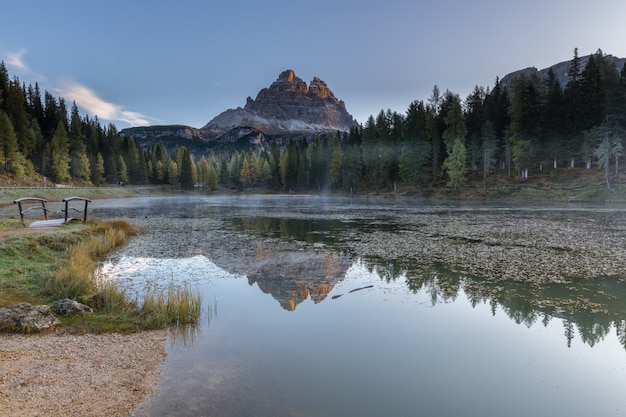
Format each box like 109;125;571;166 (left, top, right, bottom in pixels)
278;69;297;83
201;69;358;137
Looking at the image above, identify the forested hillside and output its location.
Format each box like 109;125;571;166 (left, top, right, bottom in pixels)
1;49;625;194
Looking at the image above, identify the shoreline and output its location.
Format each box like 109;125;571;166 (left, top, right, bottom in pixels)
0;330;167;417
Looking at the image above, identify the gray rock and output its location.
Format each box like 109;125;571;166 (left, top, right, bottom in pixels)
52;298;93;316
0;303;60;332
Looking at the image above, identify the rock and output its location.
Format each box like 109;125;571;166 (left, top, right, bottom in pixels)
0;303;60;332
52;298;94;316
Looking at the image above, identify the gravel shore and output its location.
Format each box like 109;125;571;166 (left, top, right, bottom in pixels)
0;330;167;417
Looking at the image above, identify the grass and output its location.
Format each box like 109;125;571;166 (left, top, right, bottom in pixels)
0;219;202;333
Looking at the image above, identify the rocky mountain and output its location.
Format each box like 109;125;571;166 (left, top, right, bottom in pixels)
203;69;358;137
500;53;625;90
122;69;358;152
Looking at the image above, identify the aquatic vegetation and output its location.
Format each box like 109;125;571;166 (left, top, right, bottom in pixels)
141;284;202;326
43;220;136;299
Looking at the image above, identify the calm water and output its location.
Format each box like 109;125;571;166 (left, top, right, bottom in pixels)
91;196;626;417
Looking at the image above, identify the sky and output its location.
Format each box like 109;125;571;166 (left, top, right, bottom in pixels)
1;0;625;129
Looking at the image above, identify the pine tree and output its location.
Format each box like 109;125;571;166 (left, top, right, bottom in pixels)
197;155;209;187
442;138;467;189
118;155;129;185
441;92;467;184
329;136;343;188
280;147;290;191
91;152;105;185
49;121;71;183
179;147;195;190
239;155;252;191
480;121;498;192
6;78;32;157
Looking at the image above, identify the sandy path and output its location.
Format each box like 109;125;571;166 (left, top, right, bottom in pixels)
0;330;167;417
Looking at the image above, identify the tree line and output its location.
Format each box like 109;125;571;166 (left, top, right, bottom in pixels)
1;48;625;193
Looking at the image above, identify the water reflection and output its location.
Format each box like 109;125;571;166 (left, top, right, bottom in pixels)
99;248;626;351
245;250;351;310
89;197;626;416
220;211;626;350
360;256;626;350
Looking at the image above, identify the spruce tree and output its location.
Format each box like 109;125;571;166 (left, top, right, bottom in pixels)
49;121;71;182
179;147;195;190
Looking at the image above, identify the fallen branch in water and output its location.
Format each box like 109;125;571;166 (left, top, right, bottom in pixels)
332;285;374;299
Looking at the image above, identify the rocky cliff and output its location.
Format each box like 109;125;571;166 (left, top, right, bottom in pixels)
202;69;358;137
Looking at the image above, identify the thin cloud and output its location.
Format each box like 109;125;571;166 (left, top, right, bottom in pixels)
54;80;153;127
4;49;46;80
6;49;28;70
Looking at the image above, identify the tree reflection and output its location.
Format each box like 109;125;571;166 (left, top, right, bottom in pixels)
360;256;626;351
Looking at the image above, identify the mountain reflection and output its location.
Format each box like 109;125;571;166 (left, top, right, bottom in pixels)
243;250;351;311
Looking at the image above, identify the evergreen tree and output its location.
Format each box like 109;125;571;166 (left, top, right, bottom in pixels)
441;92;467;184
342;144;362;195
179;147;195;190
0;62;8;111
197;155;209;187
508;73;543;174
6;78;32;156
442;138;467;189
480;121;498;192
92;152;105;185
117;155;129;184
329;136;343;189
589;120;623;190
464;85;487;141
207;164;218;190
0;111;16;173
542;68;566;167
49;121;71;182
239;155;252;191
564;48;584;134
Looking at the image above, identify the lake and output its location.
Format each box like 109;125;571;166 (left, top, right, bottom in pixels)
91;196;626;417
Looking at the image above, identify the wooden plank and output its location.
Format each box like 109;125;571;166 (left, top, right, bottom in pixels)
29;219;71;228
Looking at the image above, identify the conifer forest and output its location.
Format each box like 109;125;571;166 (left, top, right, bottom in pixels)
1;49;625;194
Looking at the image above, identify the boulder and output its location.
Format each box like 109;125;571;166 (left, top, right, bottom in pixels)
52;298;94;316
0;303;60;332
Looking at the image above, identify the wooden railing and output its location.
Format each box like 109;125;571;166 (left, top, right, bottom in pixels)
13;197;50;226
13;196;91;227
62;196;92;223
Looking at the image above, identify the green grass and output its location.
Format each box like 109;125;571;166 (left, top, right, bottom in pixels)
0;219;202;333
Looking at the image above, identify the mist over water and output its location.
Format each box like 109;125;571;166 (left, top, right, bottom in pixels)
91;196;626;417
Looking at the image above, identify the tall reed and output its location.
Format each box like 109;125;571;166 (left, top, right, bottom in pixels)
140;284;202;327
43;220;135;300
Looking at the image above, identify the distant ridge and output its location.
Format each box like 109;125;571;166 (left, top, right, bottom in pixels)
500;53;625;89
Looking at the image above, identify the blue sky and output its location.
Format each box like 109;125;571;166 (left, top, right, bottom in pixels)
1;0;625;128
